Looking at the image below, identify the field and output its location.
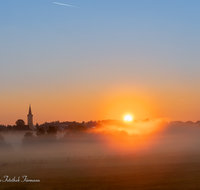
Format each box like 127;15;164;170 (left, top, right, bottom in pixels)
1;152;200;190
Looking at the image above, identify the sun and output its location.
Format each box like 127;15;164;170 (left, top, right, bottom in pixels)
124;115;133;122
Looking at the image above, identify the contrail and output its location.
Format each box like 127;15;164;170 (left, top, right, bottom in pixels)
53;2;77;8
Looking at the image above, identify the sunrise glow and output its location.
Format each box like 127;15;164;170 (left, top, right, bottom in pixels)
124;115;133;122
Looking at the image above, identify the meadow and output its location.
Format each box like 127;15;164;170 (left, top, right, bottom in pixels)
1;122;200;190
1;151;200;190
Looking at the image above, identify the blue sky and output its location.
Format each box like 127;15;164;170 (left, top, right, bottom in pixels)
1;0;200;124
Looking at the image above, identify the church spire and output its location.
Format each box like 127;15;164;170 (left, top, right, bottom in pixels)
27;104;34;130
28;104;33;116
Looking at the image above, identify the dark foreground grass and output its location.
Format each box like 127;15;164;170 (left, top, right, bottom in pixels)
1;153;200;190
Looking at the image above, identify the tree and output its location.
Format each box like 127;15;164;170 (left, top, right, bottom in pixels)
21;132;35;147
76;124;87;132
47;126;57;135
16;119;25;127
24;132;34;138
35;123;40;130
36;127;46;136
7;125;13;131
0;134;12;150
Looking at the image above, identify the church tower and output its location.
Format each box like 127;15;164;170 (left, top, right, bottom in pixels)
27;105;34;130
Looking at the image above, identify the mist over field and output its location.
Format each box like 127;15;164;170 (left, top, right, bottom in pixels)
2;121;200;190
1;121;200;160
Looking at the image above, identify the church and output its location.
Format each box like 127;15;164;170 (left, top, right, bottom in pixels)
27;105;35;130
14;105;36;131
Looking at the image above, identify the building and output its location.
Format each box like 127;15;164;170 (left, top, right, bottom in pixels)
27;105;35;130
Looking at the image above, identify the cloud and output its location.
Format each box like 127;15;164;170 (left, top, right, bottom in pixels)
53;2;77;8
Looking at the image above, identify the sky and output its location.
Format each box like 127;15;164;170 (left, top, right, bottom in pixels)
1;0;200;125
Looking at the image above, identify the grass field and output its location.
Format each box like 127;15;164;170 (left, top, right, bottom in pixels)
1;152;200;190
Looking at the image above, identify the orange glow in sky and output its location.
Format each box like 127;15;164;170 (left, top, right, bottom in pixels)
0;84;199;125
1;1;200;126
